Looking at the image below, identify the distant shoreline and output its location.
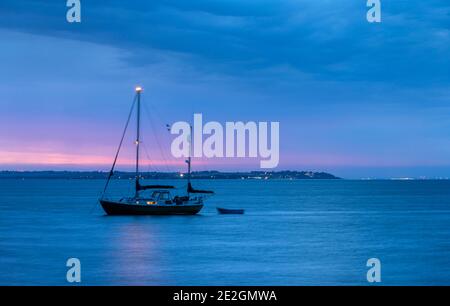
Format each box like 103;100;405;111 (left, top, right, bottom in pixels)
0;170;340;180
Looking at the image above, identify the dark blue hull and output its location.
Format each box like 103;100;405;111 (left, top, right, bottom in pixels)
100;200;203;215
217;207;245;214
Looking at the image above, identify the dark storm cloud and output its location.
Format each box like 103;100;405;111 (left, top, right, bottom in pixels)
1;0;449;84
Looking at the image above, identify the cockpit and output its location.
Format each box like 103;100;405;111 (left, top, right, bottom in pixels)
150;191;171;201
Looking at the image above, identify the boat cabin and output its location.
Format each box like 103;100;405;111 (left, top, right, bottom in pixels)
140;190;195;205
151;190;171;201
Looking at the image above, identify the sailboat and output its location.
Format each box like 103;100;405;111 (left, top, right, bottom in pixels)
99;86;213;215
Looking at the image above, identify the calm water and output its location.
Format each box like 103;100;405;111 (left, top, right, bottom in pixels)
1;179;450;285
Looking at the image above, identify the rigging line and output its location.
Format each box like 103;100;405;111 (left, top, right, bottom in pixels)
101;94;137;198
141;138;156;173
143;101;170;172
149;98;164;117
144;98;166;127
142;99;171;172
139;117;156;173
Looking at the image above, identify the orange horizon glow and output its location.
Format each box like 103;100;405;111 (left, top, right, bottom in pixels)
0;151;187;167
2;150;440;172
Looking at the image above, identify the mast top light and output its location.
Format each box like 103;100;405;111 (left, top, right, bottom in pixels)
135;86;143;92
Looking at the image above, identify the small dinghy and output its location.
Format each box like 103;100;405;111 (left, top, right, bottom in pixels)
217;207;245;215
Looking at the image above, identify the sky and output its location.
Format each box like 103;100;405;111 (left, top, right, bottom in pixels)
0;0;449;178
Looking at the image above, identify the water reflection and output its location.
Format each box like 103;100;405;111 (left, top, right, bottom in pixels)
103;219;166;285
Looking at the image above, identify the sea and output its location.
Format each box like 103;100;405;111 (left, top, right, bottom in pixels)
1;179;450;285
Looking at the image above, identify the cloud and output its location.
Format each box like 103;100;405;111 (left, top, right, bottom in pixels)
1;1;450;175
0;0;449;85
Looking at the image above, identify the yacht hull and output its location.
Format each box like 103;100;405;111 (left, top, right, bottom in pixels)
100;200;203;215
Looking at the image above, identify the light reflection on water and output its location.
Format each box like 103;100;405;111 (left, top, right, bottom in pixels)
1;179;450;285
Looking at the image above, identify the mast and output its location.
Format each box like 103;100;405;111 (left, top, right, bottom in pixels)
135;86;142;198
187;125;192;196
185;124;213;195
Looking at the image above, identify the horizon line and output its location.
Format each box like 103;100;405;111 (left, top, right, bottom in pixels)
1;169;450;180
